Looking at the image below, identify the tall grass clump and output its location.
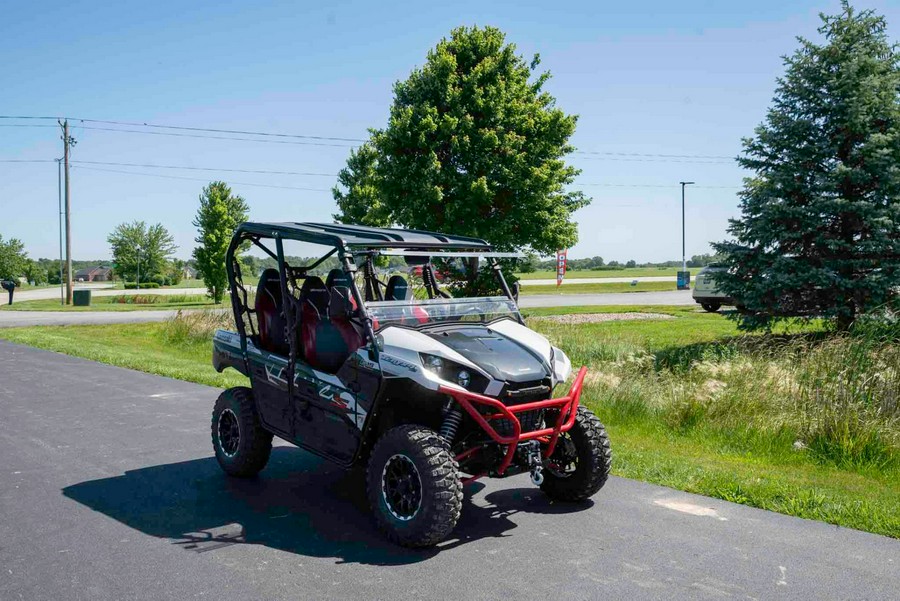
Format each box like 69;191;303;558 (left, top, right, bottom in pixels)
535;315;900;474
794;326;900;469
111;294;209;305
161;310;232;346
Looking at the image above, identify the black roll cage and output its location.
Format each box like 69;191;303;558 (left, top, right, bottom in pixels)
224;222;520;389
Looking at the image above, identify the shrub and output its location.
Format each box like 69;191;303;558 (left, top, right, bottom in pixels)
123;282;160;289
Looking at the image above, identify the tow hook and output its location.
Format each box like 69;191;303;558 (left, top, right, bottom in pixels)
530;464;544;486
522;441;544;486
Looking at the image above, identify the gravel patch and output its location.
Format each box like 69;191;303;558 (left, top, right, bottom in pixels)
530;312;675;324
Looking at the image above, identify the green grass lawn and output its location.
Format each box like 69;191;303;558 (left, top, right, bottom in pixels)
1;294;225;312
162;278;206;289
111;278;206;290
519;281;677;295
516;267;681;280
0;305;896;538
0;319;245;388
16;283;59;291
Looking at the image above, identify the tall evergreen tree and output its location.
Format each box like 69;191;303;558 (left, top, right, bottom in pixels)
714;3;900;329
193;182;249;303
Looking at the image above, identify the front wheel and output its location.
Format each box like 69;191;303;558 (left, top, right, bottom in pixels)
366;425;462;547
541;406;612;501
211;387;273;477
700;302;721;313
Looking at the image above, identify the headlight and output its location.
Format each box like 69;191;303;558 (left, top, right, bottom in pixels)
420;353;486;391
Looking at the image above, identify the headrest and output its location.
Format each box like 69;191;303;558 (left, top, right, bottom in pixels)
326;268;352;288
328;286;354;320
385;275;409;301
300;276;329;317
257;268;282;306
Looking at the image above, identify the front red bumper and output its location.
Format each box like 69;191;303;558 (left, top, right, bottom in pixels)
438;366;588;476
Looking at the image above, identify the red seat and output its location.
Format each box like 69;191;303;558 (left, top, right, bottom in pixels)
256;269;288;355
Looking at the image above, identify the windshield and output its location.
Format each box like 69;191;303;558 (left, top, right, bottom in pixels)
367;296;520;330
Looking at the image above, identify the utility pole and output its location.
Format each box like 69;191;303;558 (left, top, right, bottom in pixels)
678;181;695;290
59;120;75;305
57;158;64;305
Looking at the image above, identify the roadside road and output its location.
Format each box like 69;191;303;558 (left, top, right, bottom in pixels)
0;291;697;327
11;284;207;303
0;341;896;600
522;275;693;286
0;290;697;328
14;276;694;303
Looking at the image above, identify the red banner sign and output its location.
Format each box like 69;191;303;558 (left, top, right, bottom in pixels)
556;249;567;287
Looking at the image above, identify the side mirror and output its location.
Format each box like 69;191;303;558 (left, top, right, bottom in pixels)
512;281;520;302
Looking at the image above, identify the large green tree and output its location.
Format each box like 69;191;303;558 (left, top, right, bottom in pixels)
714;3;900;329
0;235;27;281
332;142;391;227
107;221;177;284
334;25;589;254
193;181;249;303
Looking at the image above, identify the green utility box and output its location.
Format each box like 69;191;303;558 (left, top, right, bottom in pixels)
73;289;92;306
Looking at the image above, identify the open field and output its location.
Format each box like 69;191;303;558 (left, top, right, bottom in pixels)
519;280;676;295
0;306;896;537
0;294;225;312
516;268;681;280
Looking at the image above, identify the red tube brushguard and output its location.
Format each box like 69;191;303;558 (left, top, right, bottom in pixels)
438;366;588;476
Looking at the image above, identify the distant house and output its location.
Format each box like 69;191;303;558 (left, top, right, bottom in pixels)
74;266;112;282
182;265;198;280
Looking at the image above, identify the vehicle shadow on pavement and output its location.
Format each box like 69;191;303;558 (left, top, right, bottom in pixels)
62;446;592;565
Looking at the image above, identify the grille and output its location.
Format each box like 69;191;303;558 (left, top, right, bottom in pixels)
494;380;552;437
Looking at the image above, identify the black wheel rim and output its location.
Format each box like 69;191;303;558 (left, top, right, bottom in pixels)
381;454;422;521
546;433;578;478
217;409;240;457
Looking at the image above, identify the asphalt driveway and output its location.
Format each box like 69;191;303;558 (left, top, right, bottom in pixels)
0;341;896;600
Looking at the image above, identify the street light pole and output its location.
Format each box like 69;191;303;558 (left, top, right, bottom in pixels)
679;181;695;273
136;247;142;291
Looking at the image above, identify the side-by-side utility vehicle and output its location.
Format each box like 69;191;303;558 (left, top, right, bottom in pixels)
211;223;611;547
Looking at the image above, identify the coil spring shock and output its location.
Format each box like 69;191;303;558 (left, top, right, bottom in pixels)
440;407;463;443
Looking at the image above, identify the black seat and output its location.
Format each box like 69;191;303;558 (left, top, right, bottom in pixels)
385;275;409;301
255;268;288;355
326;268;352;289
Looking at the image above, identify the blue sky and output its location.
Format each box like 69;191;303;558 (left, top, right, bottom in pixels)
2;0;898;261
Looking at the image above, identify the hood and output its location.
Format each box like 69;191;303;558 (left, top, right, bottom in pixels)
425;326;550;383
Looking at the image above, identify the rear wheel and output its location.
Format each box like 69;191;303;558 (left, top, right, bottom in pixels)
541;406;612;501
211;387;273;477
700;302;721;313
366;425;462;547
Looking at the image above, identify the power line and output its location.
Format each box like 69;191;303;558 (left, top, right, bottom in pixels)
72;165;333;192
70;160;335;177
77;125;356;148
0;115;367;143
0;115;740;161
73;164;738;191
576;156;733;164
575;150;734;160
577;182;741;189
0;159;57;163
